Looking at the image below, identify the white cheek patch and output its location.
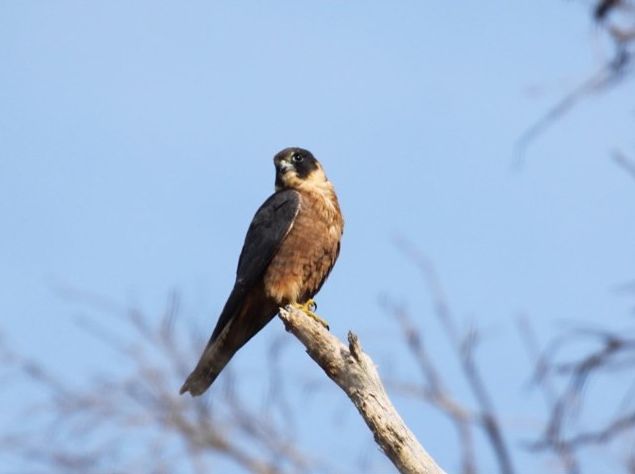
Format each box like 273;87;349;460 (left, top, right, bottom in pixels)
279;162;294;173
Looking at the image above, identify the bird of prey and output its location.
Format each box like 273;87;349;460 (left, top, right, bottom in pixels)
180;147;344;396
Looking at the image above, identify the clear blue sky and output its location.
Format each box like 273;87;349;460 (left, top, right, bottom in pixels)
1;1;634;473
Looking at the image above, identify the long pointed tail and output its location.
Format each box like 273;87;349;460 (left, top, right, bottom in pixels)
179;319;236;396
180;288;277;397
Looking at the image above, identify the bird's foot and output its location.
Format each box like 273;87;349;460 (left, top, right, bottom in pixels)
292;299;330;330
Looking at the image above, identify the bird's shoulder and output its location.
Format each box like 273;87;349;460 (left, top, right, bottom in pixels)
250;189;301;224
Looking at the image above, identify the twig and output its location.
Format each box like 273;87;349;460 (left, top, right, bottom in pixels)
395;238;516;474
384;299;476;474
514;3;634;170
278;306;446;474
516;317;580;474
524;321;635;473
0;296;322;474
514;61;629;168
595;0;621;20
613;150;635;181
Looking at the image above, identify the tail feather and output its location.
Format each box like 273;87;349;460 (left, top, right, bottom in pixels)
179;288;277;397
179;320;234;396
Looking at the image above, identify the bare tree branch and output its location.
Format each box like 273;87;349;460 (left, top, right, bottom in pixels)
394;238;516;474
515;0;635;167
521;320;635;473
278;306;446;474
0;295;326;474
595;0;622;20
516;317;580;474
514;59;631;168
383;298;477;474
613;150;635;181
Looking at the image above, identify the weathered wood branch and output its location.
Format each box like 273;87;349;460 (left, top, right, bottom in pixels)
278;306;446;474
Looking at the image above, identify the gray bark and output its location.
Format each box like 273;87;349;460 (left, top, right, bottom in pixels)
278;306;447;474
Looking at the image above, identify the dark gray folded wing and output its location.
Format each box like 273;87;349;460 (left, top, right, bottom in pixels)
209;189;300;341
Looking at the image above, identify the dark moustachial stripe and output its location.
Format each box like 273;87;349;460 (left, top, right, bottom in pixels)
275;172;284;190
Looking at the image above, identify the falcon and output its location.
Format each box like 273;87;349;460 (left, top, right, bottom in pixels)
180;147;344;396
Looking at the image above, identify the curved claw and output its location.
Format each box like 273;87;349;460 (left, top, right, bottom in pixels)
291;300;329;330
306;311;329;331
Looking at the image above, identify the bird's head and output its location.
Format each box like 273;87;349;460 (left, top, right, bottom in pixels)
273;147;328;191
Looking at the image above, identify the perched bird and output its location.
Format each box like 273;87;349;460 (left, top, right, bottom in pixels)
180;147;344;396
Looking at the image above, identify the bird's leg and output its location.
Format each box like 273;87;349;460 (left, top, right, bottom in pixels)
292;299;330;330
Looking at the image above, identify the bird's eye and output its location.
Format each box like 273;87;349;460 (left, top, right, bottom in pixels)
292;153;304;163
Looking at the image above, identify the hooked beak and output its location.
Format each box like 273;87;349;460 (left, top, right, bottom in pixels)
276;159;294;174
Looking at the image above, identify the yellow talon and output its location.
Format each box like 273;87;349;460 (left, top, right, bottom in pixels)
292;299;330;330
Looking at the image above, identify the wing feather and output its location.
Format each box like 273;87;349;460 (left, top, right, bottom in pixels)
209;189;300;340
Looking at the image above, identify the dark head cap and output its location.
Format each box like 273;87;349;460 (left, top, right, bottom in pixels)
273;147;324;190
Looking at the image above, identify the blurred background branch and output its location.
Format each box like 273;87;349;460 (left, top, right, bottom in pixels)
0;293;329;474
515;0;634;165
